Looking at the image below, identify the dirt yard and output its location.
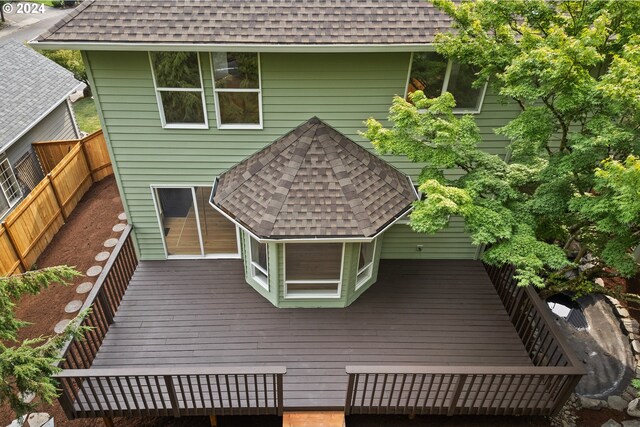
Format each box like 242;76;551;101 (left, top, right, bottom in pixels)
0;176;624;427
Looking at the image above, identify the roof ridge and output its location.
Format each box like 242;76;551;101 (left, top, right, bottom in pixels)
256;123;319;237
319;125;376;237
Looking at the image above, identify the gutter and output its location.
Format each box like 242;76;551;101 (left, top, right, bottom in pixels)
28;40;436;53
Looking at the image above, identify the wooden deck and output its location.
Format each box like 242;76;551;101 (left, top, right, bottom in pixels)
88;259;532;410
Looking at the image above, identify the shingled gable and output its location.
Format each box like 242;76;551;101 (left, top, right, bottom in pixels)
211;117;417;239
33;0;450;47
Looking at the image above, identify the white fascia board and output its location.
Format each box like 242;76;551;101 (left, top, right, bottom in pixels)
29;40;435;53
0;83;84;154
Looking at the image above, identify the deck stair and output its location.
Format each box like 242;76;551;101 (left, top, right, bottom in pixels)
283;411;345;427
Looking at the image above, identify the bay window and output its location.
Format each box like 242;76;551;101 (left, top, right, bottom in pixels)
249;236;269;289
284;243;344;298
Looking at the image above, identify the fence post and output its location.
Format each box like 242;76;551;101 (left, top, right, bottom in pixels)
47;173;68;221
1;223;24;273
4;221;28;270
79;140;95;184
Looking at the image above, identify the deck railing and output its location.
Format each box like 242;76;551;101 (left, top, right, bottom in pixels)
55;367;286;418
345;263;584;417
55;225;286;419
58;224;138;370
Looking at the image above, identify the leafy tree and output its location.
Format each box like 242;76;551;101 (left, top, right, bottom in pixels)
39;49;91;97
0;266;87;420
364;0;640;293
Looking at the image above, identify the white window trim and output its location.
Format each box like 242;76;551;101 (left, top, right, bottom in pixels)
249;236;269;290
0;159;21;208
149;52;209;129
150;184;241;260
284;242;344;299
405;52;488;115
210;52;263;130
355;239;377;290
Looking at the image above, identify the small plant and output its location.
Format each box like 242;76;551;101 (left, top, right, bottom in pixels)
632;378;640;395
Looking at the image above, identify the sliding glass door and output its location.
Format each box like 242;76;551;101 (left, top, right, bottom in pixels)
153;186;239;258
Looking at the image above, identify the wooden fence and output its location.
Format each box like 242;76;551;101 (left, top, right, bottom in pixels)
0;130;112;275
344;264;584;417
55;226;286;419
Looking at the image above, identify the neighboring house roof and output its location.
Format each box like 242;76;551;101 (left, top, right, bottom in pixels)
0;39;81;152
34;0;451;48
212;117;417;239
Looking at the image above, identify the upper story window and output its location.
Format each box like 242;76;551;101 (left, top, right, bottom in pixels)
406;52;487;114
0;159;21;210
149;52;208;129
211;52;262;129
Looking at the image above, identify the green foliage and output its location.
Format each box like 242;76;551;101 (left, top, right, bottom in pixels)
72;97;100;133
365;0;640;291
0;266;89;419
39;49;90;96
632;378;640;392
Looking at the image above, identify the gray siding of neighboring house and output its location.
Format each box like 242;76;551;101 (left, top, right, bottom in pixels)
1;101;79;217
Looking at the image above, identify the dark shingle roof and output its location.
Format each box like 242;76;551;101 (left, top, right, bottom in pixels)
36;0;451;45
0;40;80;151
212;117;416;239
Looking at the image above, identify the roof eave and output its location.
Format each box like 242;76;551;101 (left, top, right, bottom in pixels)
210;178;418;244
0;82;83;153
28;40;435;53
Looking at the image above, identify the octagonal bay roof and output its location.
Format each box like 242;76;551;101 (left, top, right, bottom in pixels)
211;117;417;239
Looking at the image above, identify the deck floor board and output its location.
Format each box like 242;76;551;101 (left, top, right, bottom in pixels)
90;259;531;409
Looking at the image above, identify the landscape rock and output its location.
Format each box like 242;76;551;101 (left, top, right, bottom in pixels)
580;396;607;410
595;277;605;287
27;413;53;427
602;420;622;427
633;340;640;354
618;306;631;318
609;395;629;411
629;398;640;417
623;421;640;427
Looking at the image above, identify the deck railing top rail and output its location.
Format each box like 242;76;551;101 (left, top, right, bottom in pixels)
346;365;583;376
54;366;287;378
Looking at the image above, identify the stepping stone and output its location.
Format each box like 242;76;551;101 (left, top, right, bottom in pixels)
95;251;110;262
65;300;83;313
86;265;102;277
104;238;118;248
27;413;52;427
20;392;35;404
118;212;126;221
54;319;71;334
112;223;126;232
76;282;93;294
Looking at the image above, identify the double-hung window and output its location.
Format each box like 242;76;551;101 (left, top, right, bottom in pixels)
211;52;262;129
0;159;21;210
249;236;269;290
406;52;488;114
149;52;207;128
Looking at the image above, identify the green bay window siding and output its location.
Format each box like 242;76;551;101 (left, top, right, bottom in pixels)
86;50;518;261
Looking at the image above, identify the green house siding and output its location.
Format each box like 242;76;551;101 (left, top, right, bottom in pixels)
85;50;518;261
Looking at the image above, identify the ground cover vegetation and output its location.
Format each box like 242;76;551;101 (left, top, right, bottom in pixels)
365;0;640;299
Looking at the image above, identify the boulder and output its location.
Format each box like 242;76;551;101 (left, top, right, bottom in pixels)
601;420;622;427
26;413;53;427
609;395;629;411
629;398;640;418
595;278;605;287
623;421;640;427
580;396;607;410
